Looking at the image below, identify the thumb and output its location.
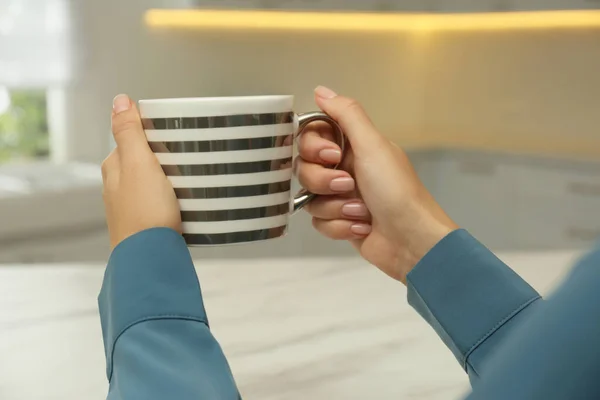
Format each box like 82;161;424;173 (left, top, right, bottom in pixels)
313;86;386;153
111;94;152;158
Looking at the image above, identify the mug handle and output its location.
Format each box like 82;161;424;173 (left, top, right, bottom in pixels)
292;111;346;213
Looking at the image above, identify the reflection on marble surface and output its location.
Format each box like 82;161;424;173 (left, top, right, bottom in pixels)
0;252;581;400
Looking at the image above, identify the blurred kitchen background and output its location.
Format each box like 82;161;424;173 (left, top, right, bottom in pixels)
1;1;599;399
2;0;600;263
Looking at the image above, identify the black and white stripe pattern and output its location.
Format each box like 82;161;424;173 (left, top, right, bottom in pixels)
144;112;295;245
143;112;294;130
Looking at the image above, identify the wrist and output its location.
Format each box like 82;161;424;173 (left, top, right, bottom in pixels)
391;202;458;284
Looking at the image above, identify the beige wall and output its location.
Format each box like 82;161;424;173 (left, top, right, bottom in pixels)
419;28;600;159
67;0;425;163
66;1;600;163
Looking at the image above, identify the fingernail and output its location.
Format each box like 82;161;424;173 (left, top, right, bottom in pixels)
342;203;369;218
351;224;372;236
330;177;355;192
319;148;341;164
315;85;338;99
113;94;131;114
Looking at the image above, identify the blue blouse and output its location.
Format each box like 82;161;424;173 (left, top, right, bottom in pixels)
98;228;600;399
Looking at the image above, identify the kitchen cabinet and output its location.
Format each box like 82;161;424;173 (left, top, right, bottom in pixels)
0;162;108;264
431;152;516;249
191;0;600;12
509;0;600;11
434;0;599;12
434;0;512;13
409;149;600;251
192;0;432;12
0;228;110;264
0;163;104;242
509;162;600;249
410;150;441;193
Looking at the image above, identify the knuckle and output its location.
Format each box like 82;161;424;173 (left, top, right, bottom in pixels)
295;160;307;181
298;134;318;156
305;200;324;218
112;114;141;134
312;218;343;240
297;164;328;192
343;98;363;115
115;120;139;135
308;198;336;219
298;171;318;191
297;138;308;155
101;153;115;177
297;173;309;189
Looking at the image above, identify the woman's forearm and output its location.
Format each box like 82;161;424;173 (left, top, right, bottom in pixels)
98;228;241;400
466;246;600;399
407;229;543;383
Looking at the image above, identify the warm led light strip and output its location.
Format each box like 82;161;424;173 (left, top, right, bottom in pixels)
432;10;600;31
145;9;600;32
145;9;425;32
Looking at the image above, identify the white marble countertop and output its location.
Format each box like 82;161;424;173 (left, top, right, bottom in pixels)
0;251;584;400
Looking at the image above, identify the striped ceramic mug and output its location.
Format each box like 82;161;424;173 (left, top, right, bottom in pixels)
139;96;345;246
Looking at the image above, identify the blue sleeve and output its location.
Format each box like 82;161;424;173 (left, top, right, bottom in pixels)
98;228;241;400
466;247;600;400
406;229;543;381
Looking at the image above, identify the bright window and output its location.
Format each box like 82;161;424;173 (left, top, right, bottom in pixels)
0;0;70;164
0;88;49;163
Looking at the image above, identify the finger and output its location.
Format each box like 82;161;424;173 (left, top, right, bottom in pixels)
101;150;120;189
313;86;387;155
111;94;153;159
296;158;355;195
302;120;336;142
298;129;342;165
312;218;372;240
305;197;371;221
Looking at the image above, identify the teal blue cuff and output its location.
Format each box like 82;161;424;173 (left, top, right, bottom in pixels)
98;228;207;380
407;229;540;370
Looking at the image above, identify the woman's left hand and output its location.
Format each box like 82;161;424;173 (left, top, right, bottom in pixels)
102;94;182;250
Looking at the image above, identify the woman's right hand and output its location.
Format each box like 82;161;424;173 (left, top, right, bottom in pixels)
298;86;458;283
